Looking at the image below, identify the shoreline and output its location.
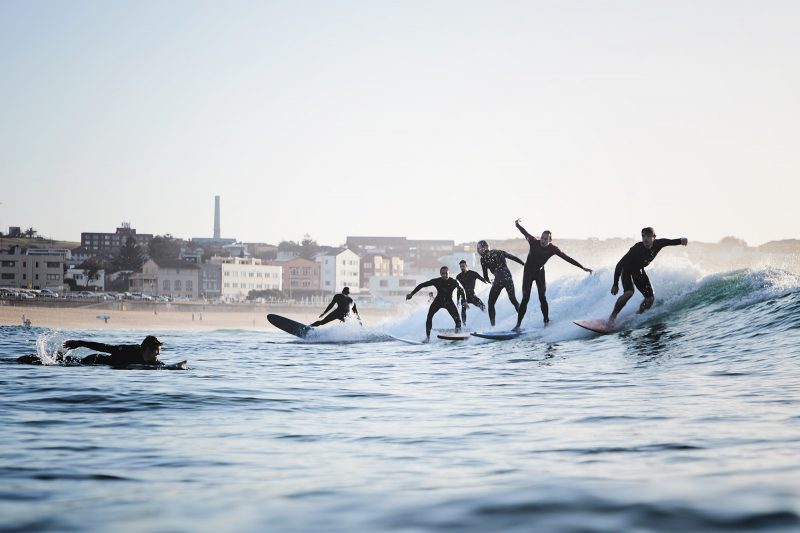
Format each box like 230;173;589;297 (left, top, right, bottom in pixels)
1;302;400;331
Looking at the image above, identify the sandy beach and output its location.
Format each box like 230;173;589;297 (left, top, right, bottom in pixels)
0;301;399;332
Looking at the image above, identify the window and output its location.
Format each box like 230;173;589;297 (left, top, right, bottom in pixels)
302;268;311;276
1;273;14;280
174;280;182;291
47;262;60;268
186;280;193;291
35;262;39;268
380;280;388;287
302;280;310;287
291;280;299;286
399;279;417;287
47;274;60;281
1;261;15;267
163;280;171;291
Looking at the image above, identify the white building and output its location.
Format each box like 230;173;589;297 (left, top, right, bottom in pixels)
318;248;360;295
65;267;105;290
129;259;201;299
368;274;429;304
211;256;282;301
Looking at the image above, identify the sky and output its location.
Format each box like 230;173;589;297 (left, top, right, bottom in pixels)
1;0;798;247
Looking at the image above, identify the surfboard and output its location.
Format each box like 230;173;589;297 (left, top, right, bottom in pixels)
471;330;523;341
127;360;188;370
267;314;314;338
385;334;426;345
437;332;471;341
573;319;617;334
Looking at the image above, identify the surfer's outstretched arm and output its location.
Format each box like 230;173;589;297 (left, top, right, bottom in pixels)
515;218;532;240
555;250;592;273
505;251;525;267
319;299;336;318
406;280;434;300
63;340;113;353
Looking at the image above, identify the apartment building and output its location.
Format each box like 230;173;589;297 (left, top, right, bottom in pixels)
0;247;66;290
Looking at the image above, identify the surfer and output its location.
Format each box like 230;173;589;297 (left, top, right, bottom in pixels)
406;266;466;342
311;286;360;327
477;240;525;327
513;219;593;330
456;260;488;324
608;227;688;324
17;335;164;366
65;335;164;366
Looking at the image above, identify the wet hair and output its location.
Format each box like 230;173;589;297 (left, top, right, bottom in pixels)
141;335;163;349
641;227;655;237
342;286;350;294
440;266;449;272
459;260;467;265
542;230;552;238
477;240;488;249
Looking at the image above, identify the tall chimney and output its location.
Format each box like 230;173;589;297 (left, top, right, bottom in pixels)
213;196;221;239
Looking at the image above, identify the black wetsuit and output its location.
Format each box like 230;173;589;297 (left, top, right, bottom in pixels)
409;277;465;336
480;249;524;326
515;222;588;326
311;293;358;327
613;239;684;297
456;269;487;323
16;343;161;367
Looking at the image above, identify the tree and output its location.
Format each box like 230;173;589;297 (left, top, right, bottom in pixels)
299;234;319;260
114;236;145;271
78;258;104;289
148;234;183;262
24;227;36;238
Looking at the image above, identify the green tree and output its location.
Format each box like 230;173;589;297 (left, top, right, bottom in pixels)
78;257;104;289
114;236;145;271
148;234;183;262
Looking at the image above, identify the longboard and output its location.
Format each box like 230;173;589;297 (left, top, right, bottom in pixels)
573;319;618;334
267;314;314;338
385;334;426;345
471;330;523;341
437;332;471;341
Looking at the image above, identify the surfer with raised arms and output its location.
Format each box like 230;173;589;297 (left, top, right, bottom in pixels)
513;219;592;331
456;259;488;325
477;240;525;327
608;227;688;324
406;266;466;342
311;286;360;327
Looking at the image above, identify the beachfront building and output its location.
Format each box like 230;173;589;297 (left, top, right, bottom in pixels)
200;262;222;300
0;247;66;290
129;259;201;299
64;266;106;291
81;222;153;256
318;248;360;295
270;257;321;300
360;254;403;288
210;256;282;301
367;274;428;304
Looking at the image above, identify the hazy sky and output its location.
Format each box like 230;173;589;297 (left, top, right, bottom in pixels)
1;1;797;246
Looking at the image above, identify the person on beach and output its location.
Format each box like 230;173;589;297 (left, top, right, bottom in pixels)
406;266;466;342
456;260;488;325
311;287;360;327
608;227;688;324
477;240;525;327
17;335;164;366
513;219;593;330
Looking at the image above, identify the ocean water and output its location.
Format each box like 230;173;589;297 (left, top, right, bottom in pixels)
2;266;800;532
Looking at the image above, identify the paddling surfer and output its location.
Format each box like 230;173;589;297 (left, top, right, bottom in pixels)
477;240;524;327
608;227;688;324
311;287;360;327
513;219;592;330
17;335;165;367
406;266;466;342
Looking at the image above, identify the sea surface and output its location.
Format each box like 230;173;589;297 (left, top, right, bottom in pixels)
2;266;800;532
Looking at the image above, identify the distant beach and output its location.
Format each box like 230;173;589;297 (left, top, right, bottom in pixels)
0;301;398;331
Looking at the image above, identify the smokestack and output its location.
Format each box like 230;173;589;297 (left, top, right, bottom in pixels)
213;196;221;239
